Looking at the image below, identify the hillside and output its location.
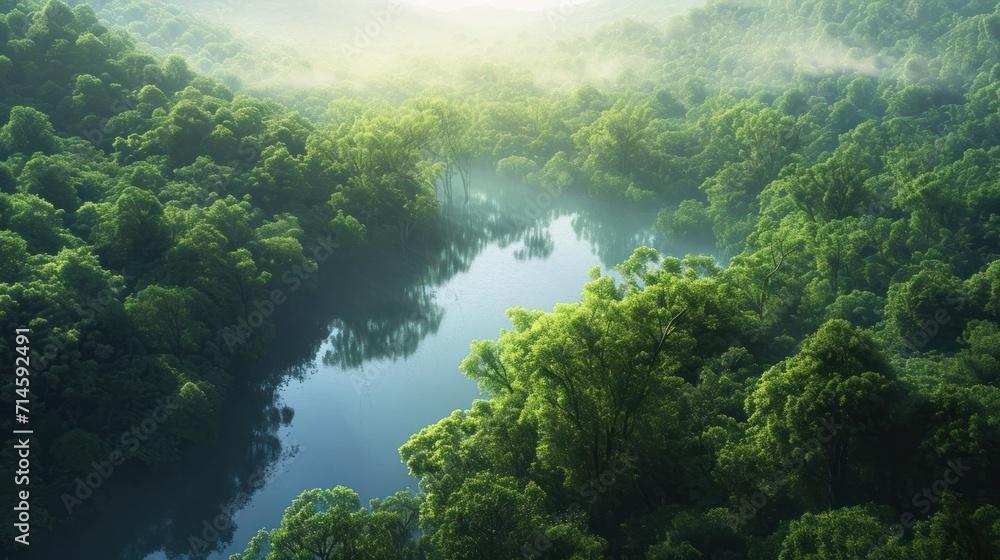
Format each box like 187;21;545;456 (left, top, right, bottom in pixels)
2;0;1000;557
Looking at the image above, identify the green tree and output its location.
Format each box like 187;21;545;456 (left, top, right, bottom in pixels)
100;186;172;264
785;144;876;223
270;487;367;560
431;473;546;560
18;154;81;211
885;261;968;354
0;230;28;282
574;98;655;182
736;320;899;509
778;506;900;560
910;494;1000;560
233;487;420;560
1;106;58;156
125;285;201;356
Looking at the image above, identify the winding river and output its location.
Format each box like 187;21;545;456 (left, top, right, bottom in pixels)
40;168;718;560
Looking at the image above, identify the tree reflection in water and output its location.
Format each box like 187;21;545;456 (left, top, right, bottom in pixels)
36;171;705;560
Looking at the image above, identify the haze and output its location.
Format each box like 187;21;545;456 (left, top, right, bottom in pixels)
11;0;1000;558
403;0;599;11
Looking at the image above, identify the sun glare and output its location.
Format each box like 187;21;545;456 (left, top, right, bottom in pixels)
401;0;594;12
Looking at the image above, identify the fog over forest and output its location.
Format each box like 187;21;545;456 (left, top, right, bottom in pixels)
2;0;1000;558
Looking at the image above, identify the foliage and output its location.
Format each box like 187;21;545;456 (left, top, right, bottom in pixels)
5;0;1000;556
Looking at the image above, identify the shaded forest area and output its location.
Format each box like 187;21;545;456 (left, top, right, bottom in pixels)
1;0;1000;557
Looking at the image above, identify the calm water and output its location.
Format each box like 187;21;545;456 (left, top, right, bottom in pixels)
39;170;717;560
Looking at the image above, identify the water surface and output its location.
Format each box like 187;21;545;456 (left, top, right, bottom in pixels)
40;170;717;560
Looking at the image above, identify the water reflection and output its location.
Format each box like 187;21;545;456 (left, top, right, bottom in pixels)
38;347;309;560
322;282;444;370
513;224;555;261
37;169;711;560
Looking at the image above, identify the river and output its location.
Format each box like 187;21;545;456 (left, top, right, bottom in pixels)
39;169;718;559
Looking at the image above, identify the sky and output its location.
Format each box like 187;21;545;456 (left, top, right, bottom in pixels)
402;0;598;11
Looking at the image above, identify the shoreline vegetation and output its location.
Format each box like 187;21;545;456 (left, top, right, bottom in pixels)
2;0;1000;557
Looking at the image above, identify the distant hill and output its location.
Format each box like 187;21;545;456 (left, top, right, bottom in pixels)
163;0;704;45
60;0;708;107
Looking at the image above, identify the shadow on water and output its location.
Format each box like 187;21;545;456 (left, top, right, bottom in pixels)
34;170;717;560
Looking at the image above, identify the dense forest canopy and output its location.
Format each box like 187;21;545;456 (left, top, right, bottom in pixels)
2;0;1000;558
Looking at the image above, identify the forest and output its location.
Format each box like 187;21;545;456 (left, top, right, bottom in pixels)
1;0;999;558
